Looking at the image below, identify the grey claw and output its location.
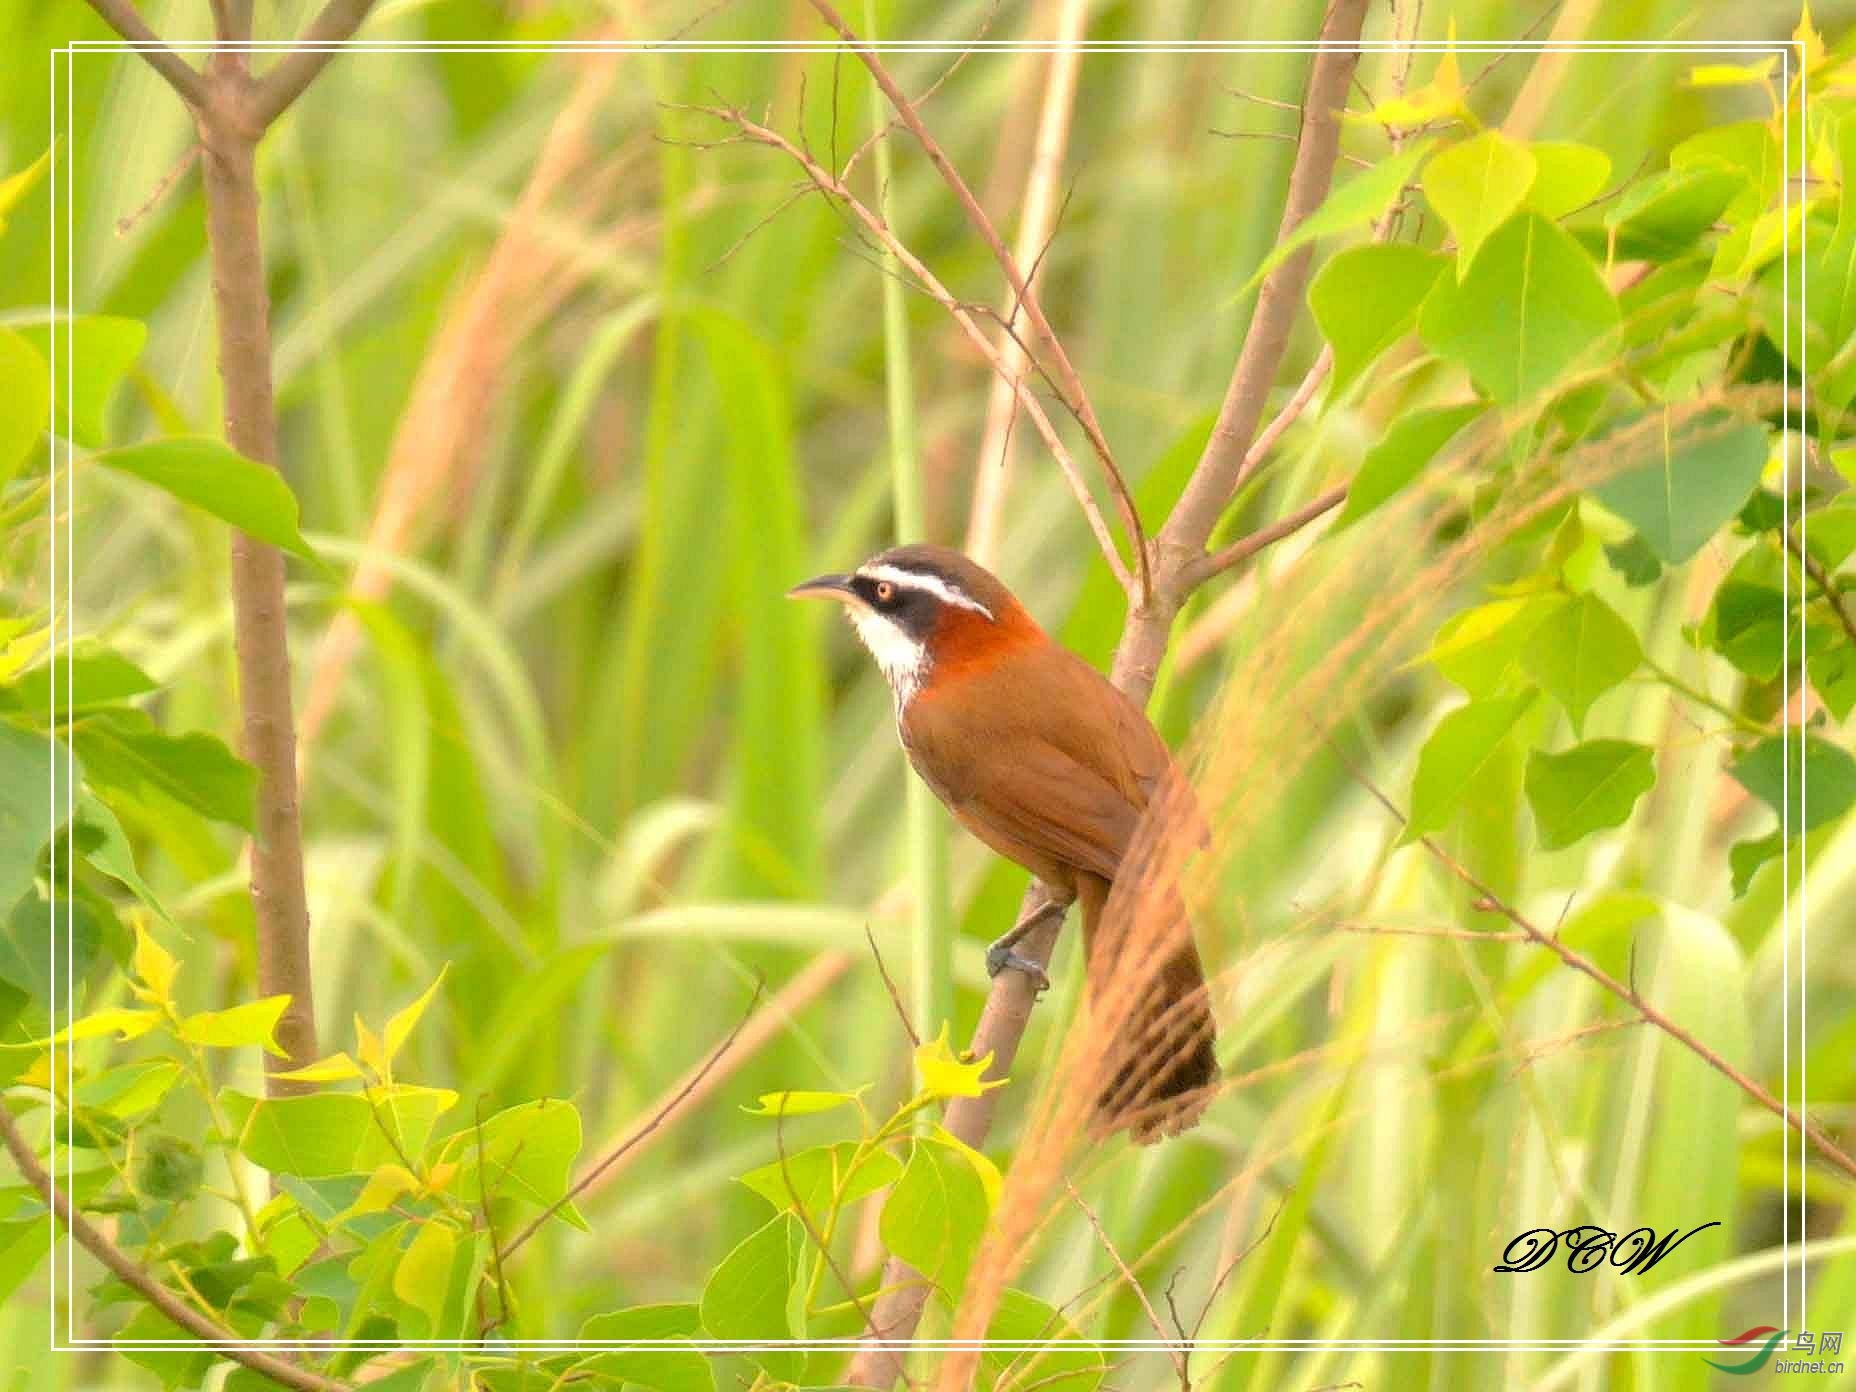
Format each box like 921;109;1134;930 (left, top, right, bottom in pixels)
986;946;1050;993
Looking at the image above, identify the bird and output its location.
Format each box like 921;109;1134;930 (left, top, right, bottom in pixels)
789;543;1218;1143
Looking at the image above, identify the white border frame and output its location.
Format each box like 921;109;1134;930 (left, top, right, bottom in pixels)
39;28;1817;1366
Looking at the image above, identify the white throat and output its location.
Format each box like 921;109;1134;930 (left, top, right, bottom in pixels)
849;608;928;710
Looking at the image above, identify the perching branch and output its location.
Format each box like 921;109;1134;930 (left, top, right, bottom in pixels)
0;1109;354;1392
82;0;209;107
842;11;1371;1381
1184;484;1348;589
250;1;380;129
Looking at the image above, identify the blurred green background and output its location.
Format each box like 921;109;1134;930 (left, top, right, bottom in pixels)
3;1;1854;1388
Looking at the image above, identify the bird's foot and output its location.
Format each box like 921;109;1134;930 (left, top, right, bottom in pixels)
985;944;1051;994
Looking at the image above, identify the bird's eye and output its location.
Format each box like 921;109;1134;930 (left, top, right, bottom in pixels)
875;581;895;603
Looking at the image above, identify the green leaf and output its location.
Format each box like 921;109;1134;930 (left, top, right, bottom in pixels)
392;1219;458;1338
1308;244;1447;396
1403;695;1534;842
1422;130;1538;276
1237;140;1435;296
581;1304;701;1340
1707;546;1797;682
1592;415;1770;564
0;329;49;488
73;794;172;925
445;1097;583;1221
1525;740;1656;849
228;1085;458;1178
176;995;291;1055
1520;592;1642;734
9;646;158;718
741;1088;863;1117
1603;167;1746;260
978;1290;1106;1392
878;1136;992;1298
1526;142;1613;219
1422;595;1559;696
576;1308;713;1392
1730;734;1856;833
0;720;72;912
699;1213;805;1382
19;317;145;448
1804;503;1856;572
1419;213;1619;404
1335;402;1483;531
67;707;256;831
92;437;317;561
1807;621;1856;722
1729;831;1787;897
739;1141;902;1217
1604;534;1663;587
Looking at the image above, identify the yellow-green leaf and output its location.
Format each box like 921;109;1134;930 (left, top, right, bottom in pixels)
176;995;291;1056
1423;130;1538;277
0;147;53;233
382;963;449;1068
272;1051;366;1083
914;1023;1006;1100
130;922;178;1007
741;1089;864;1117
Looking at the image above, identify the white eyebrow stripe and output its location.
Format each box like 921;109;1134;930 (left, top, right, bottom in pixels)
860;564;994;620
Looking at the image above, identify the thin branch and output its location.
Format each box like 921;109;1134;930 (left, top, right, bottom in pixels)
500;980;768;1262
1159;1;1371;581
115;142;201;237
1186;484;1348;588
803;0;1149;598
1332;740;1856;1183
697;102;1132;588
250;0;379;129
1788;529;1856;650
0;1109;353;1392
1066;1181;1187;1385
82;0;209;107
866;926;921;1048
1235;345;1334;494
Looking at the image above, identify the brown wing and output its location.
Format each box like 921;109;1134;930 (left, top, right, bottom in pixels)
900;642;1176;885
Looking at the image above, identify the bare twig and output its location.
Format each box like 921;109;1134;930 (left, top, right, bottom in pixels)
500;979;770;1261
1158;1;1371;604
965;0;1089;568
1186;484;1348;588
1332;740;1856;1182
0;1109;353;1392
83;0;209;107
1066;1180;1188;1385
250;1;380;129
803;0;1149;597
697;102;1132;588
866;926;921;1048
115;142;201;237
